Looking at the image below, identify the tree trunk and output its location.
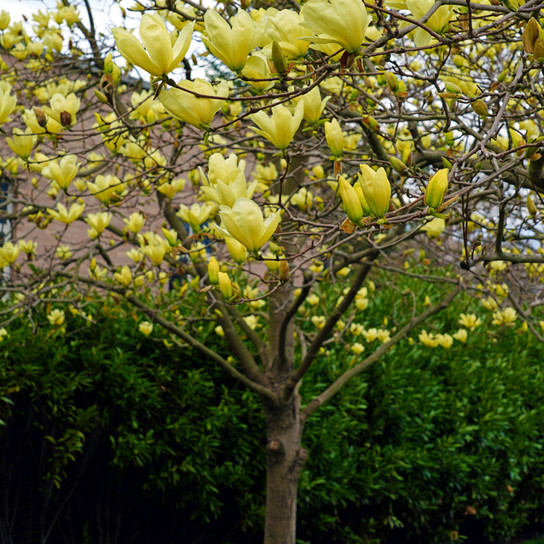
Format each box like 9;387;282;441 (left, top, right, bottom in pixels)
263;397;307;544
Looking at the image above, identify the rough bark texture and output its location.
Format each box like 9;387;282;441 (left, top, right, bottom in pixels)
263;280;306;544
263;398;306;544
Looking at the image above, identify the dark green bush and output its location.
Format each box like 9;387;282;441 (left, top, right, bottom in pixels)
1;268;544;544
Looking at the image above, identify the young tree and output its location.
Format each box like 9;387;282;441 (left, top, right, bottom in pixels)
2;0;544;542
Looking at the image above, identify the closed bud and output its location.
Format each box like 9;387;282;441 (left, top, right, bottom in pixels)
527;194;538;217
444;81;462;94
534;39;544;60
425;168;449;209
358;165;390;218
388;155;407;174
279;259;290;281
208;256;219;284
94;88;109;104
218;271;233;300
384;72;398;92
337;175;363;223
522;18;540;54
362;115;380;132
271;40;288;75
471;99;488;117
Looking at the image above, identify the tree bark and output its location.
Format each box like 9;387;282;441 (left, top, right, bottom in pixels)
263;397;306;544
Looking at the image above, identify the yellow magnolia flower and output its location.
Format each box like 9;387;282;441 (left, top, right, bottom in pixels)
137;232;170;265
225;235;248;263
0;87;16;124
458;313;481;330
87;175;123;205
241;53;275;92
300;0;370;53
208;257;220;284
251;101;304;150
0;10;10;30
453;329;468;343
48;202;85;224
218;198;281;252
47;309;65;327
324;118;344;157
0;242;20;265
421;217;445;239
492;307;517;326
203;9;261;71
159;79;229;129
139;321;153;336
351;342;365;355
55;245;73;260
85;212;112;238
7;128;37;160
406;0;454;47
177;202;216;232
123;212;145;233
425;168;449;209
201;169;257;208
436;333;453;349
419;330;438;347
358;165;391;218
218;271;233;299
0;328;8;342
261;8;310;59
204;152;246;186
42;155;80;191
113;14;194;77
114;266;133;287
294;85;330;125
337;175;363;223
43;92;81;127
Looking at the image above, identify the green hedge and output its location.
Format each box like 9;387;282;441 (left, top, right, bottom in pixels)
1;268;544;543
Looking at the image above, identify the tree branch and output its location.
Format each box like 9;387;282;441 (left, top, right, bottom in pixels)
302;284;461;421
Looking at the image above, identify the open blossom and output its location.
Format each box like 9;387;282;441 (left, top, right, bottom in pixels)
251;101;304;150
113;14;194;77
458;313;481;330
300;0;370;53
159;79;229;129
47;309;65;327
202;9;261;71
218;198;281;252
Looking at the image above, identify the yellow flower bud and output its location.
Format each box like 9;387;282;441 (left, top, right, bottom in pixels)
0;10;10;31
208;257;220;284
218;271;233;299
225;236;248;263
325;118;344;157
425;169;449;209
0;87;16;124
337;175;363;223
527;194;538;217
358;165;391;218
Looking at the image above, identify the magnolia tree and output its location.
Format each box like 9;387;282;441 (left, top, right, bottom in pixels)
2;0;544;542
